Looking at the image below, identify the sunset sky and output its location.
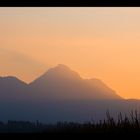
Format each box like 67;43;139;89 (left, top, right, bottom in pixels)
0;7;140;99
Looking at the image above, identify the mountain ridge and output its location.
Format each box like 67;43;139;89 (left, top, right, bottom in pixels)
0;64;122;100
1;64;140;123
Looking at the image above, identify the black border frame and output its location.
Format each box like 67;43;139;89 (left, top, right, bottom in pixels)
0;0;140;7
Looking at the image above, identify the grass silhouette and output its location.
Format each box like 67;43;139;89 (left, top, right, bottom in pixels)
0;110;140;133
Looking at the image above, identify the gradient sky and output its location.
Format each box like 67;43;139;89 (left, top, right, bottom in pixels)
1;7;140;99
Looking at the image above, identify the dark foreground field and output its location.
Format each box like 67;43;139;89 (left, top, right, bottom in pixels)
0;111;140;134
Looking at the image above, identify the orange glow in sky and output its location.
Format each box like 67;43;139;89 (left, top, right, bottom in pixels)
0;7;140;99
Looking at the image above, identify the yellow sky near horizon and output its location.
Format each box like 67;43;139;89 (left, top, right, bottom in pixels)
1;7;140;99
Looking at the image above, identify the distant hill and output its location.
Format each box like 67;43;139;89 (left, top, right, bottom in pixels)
29;64;122;100
0;64;121;100
1;64;139;123
0;76;28;101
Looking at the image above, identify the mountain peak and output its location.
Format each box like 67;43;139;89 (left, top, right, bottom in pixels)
0;76;27;85
57;64;70;69
0;76;20;82
43;64;81;79
49;64;74;73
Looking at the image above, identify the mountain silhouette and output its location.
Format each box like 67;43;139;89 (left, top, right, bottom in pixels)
0;64;122;101
29;64;122;100
0;64;140;123
0;76;28;101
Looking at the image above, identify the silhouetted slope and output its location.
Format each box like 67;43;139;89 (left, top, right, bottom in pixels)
0;76;28;101
29;64;122;100
85;78;122;99
0;64;121;100
0;64;126;122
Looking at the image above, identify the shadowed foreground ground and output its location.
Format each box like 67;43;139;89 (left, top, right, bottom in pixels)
0;111;140;134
